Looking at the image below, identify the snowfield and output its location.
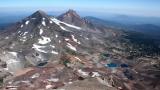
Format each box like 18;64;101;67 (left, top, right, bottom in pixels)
50;17;81;30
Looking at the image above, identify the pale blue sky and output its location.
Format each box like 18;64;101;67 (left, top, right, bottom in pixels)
0;0;160;17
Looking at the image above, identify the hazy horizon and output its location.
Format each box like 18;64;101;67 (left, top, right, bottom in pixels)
1;0;160;27
0;0;160;17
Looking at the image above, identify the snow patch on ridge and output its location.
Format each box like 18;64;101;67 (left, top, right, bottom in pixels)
65;38;70;41
51;18;69;31
32;44;47;53
32;44;58;54
31;73;40;79
59;40;61;43
38;36;51;44
46;85;52;89
50;45;55;48
42;18;46;26
67;43;77;51
74;57;82;62
39;29;43;35
78;69;89;77
23;32;28;36
25;21;30;25
55;34;58;38
50;21;53;24
91;72;100;77
85;37;89;40
47;78;59;82
20;25;23;28
42;21;46;26
5;37;9;39
64;23;81;30
50;17;81;30
71;35;81;44
8;52;17;57
51;51;58;55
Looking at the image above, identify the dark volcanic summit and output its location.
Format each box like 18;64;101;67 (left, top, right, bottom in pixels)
58;9;87;27
30;10;48;18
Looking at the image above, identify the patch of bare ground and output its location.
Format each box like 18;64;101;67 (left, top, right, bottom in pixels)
58;78;117;90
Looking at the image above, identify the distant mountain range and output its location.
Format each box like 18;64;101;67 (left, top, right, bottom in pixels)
85;16;125;28
128;24;160;37
85;16;160;37
100;14;160;26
